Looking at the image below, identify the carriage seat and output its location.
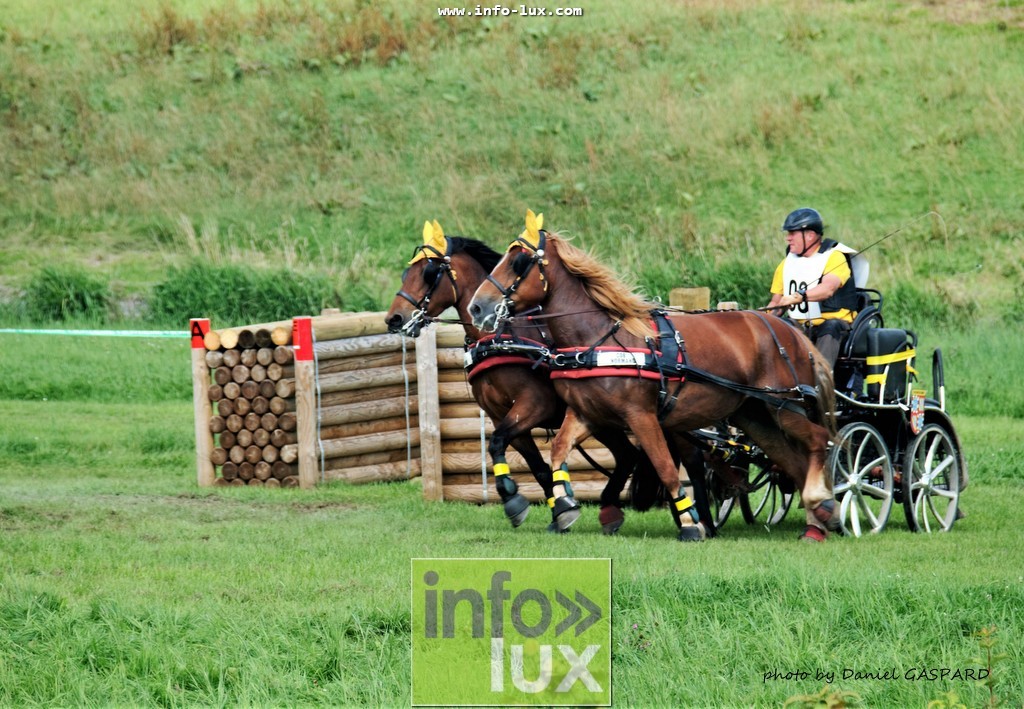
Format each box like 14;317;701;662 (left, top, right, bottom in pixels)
840;289;883;360
833;289;916;402
864;328;916;402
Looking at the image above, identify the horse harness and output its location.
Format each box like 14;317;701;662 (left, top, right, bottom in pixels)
467;309;819;422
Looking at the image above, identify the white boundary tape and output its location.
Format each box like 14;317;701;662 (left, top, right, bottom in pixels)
0;329;188;338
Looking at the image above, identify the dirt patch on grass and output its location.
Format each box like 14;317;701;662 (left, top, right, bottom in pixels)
908;0;1024;28
286;501;360;512
0;506;71;530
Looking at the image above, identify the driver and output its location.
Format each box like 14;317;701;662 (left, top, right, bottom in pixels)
766;207;858;368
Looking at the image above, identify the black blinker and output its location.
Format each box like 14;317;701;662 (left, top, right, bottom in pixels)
423;260;441;284
511;252;531;276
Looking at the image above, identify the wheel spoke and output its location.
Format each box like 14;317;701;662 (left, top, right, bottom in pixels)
861;483;892;502
926;495;950;529
849;494;862;537
856;455;886;479
856;492;879;530
840;493;854;534
929;456;955;478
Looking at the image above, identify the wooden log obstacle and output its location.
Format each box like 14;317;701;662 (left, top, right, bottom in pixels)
191;313;621;501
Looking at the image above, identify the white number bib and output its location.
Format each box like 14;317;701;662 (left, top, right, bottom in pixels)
781;251;829;320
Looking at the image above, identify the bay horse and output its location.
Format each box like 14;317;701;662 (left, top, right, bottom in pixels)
385;221;707;534
468;211;839;541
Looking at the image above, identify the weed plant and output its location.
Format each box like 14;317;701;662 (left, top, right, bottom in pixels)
1;3;1023;704
148;261;342;327
18;266;111;322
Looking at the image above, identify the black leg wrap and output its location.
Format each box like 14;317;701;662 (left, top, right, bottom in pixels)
672;494;706;542
495;472;529;528
550;494;581;532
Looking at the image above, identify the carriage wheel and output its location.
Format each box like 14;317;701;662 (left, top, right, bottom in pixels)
902;423;961;533
705;462;736;529
739;463;793;526
829;422;894;536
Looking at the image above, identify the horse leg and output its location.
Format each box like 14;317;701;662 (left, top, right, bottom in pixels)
670;433;717;538
487;422;530;527
509;432;555;516
621;414;707;542
543;409;594;532
488;414;556;527
731;405;836;541
590;429;639;535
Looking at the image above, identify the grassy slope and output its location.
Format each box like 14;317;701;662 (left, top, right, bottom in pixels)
1;0;1022;316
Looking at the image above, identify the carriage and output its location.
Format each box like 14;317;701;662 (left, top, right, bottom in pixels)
699;287;966;536
396;212;966;542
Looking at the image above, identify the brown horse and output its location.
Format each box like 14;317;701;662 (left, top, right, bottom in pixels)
468;212;839;541
384;221;699;534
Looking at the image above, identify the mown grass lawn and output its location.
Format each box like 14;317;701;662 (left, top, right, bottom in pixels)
1;392;1022;706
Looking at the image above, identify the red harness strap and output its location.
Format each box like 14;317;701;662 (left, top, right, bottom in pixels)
465;334;549;382
467;355;547;381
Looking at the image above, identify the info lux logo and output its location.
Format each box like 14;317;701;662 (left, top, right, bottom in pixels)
412;558;612;706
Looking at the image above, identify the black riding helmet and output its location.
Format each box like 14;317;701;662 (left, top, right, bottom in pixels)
781;207;824;235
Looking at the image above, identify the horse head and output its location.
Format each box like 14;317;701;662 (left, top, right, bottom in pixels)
469;209;552;332
385;220;501;338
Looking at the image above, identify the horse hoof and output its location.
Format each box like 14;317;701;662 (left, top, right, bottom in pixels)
677;525;706;543
552;497;581;531
799;525;827;542
812;499;840;531
547;522;571;534
503;494;530;528
599;506;624;535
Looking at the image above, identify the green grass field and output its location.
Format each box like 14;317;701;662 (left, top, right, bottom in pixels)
2;0;1024;706
1;330;1022;707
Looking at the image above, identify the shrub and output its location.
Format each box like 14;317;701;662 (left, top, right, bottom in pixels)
884;281;976;331
22;266;111;322
638;258;773;310
149;261;340;326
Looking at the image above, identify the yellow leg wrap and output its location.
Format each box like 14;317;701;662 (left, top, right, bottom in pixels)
547;497;555;508
674;496;694;513
494;463;510;476
553;470;571;483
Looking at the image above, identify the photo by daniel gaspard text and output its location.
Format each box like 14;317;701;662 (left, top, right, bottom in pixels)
763;666;989;684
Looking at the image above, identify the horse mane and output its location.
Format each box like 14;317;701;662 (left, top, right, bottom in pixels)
447;237;502;273
546;233;657;339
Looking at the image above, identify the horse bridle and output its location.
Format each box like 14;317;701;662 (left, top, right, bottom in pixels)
486;230;549;322
395;242;459;334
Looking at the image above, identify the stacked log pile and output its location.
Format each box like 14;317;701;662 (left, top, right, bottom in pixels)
203;323;300;487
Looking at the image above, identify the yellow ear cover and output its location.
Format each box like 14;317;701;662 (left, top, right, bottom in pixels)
410;220;448;264
518;209;544;250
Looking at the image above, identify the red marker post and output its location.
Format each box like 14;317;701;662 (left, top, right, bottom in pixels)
190;318;216;487
292;316;318;488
